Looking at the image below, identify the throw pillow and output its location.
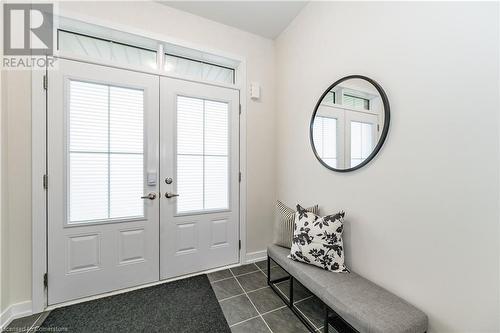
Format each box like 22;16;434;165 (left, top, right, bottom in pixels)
289;204;349;272
273;201;319;248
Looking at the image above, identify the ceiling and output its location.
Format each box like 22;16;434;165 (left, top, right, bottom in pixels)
159;1;308;39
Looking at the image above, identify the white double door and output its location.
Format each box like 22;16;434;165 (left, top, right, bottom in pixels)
47;59;239;305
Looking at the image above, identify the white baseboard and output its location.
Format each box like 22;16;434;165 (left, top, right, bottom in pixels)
0;300;32;330
244;250;267;263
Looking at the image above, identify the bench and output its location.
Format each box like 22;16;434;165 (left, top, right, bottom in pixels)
267;244;428;333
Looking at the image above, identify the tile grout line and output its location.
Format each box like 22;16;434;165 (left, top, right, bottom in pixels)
257;259;321;332
228;314;261;328
245;285;272;295
259;305;287;317
229;264;275;333
232;269;261;277
210;276;237;284
217;284;270;303
228;304;288;328
211;268;262;284
223;261;319;333
218;292;246;303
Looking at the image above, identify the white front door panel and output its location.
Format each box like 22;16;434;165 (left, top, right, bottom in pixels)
159;77;240;279
47;59;160;305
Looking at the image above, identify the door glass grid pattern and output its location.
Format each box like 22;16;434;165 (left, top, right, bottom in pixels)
312;116;337;168
350;121;373;167
68;80;144;223
176;95;229;213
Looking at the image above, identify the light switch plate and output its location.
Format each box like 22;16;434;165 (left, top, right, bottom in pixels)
250;82;260;100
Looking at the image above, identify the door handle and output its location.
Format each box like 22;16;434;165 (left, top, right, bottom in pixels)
141;193;157;200
165;192;180;199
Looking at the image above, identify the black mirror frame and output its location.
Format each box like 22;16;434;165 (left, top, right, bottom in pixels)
309;75;390;173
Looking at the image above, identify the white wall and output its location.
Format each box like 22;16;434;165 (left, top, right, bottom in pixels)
275;2;499;332
1;0;276;312
1;70;33;313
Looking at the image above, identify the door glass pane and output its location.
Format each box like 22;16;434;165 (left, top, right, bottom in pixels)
350;121;374;167
205;100;228;155
205;156;228;210
312;116;337;168
110;86;144;153
176;96;229;213
69;153;108;222
68;80;144;223
177;96;203;155
110;154;143;219
177;155;204;213
69;81;108;152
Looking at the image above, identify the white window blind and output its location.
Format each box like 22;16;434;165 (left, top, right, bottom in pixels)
312;116;337;168
176;96;229;213
69;80;144;223
350;121;373;168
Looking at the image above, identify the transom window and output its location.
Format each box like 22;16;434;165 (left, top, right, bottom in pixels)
58;29;235;85
68;80;144;223
59;30;158;70
343;94;370;110
321;91;335;105
164;54;235;84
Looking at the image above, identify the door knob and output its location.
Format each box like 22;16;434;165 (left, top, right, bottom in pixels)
165;192;180;199
141;193;157;200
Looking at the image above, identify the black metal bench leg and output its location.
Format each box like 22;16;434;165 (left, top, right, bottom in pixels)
289;275;294;307
267;256;271;285
324;305;329;333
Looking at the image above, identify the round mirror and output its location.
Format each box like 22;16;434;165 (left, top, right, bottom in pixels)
310;75;390;172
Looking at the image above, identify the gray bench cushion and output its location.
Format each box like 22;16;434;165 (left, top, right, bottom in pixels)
268;244;428;333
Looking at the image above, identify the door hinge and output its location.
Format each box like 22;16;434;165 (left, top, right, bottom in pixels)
239;172;241;182
43;174;48;190
239;240;241;250
239;104;241;115
43;273;48;288
43;75;47;90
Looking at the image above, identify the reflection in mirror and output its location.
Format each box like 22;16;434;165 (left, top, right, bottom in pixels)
311;77;389;171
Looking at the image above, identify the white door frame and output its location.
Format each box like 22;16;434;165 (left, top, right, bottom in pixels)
31;24;248;313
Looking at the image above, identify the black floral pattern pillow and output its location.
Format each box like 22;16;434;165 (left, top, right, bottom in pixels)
289;205;349;273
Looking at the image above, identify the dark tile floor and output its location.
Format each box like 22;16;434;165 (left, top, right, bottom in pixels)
5;259;336;333
209;259;338;333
